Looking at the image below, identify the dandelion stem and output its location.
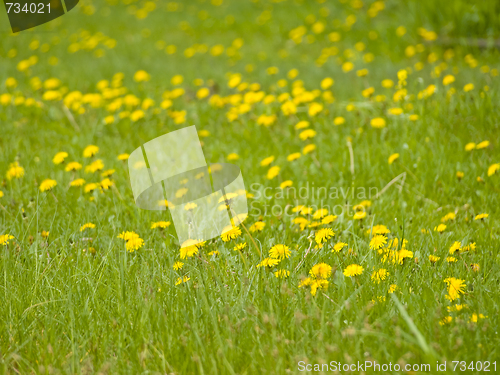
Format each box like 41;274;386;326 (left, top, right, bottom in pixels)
240;221;261;259
62;105;81;132
347;139;355;177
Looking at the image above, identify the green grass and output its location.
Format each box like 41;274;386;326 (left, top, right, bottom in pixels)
1;0;500;373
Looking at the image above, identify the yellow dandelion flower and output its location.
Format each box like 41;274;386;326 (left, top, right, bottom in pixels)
287;152;301;162
320;77;334;89
221;226;242;242
444;277;466;301
0;234;15;246
84;183;100;193
65;162;82;172
180;242;199;259
434;224;446;233
342;61;354;72
303;144;316;154
370;117;386;128
274;270;290;278
269;244;290;260
39;179;57;192
299;129;317;140
388;107;403;115
308;102;323;117
126;237;144;252
70;178;85;187
184;202;197;211
449;241;462;254
85;159;104;173
369;235;387;250
439;316;452;325
80;223;95;232
371;269;389;284
442;75;455;85
463;83;474;92
267;166;280;179
465;142;476;151
249;221;266;232
332;242;347;253
366;225;390;236
487;163;500;176
441;212;456;222
476;140;489;149
6;162;24;180
83;145;99;158
257;257;280;268
118;153;130;161
469;313;486;323
260;155;275;166
234;242;247;251
100;178;113;190
52;152;68;165
312;208;328;219
134;70;150;82
309;263;332;279
429;255;440;263
175;276;190;285
101;169;115;178
343;264;364;277
151;221;170;229
173;261;183;270
474;213;488;220
315;228;334;244
295;120;309;129
353;211;367;220
388;153;399;164
118;231;139;241
333;116;345;126
322;215;337;224
310;279;329;296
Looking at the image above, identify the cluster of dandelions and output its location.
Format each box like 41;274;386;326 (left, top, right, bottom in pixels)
257;244;291;278
117;231;144;252
299;263;332;296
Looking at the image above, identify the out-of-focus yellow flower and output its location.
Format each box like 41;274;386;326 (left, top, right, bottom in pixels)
320;77;334;89
53;152;68;165
334;117;345;126
464;83;474;92
267;166;280;180
83;145;99;158
6;162;24;180
476;140;489;149
370;117;386;128
299;129;316;140
443;75;455;85
40;179;57;192
303;144;316;154
134;70;150;82
388;153;399;164
196;87;210;99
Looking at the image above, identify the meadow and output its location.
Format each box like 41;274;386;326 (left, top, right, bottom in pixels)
1;0;500;373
